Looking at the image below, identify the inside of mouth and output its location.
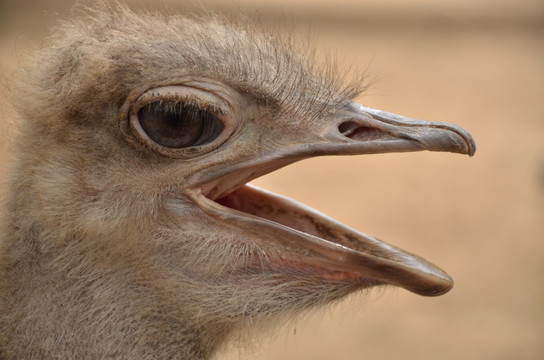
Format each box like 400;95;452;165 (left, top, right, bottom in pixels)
214;184;394;260
215;185;344;245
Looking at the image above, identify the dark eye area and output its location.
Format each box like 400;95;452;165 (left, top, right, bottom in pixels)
137;100;225;148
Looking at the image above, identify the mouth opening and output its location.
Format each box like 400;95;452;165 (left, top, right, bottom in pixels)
214;185;381;257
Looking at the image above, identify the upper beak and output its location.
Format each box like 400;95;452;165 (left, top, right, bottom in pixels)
184;102;476;297
305;102;476;157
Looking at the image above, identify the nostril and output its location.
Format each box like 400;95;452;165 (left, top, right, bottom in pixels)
338;121;384;141
338;121;360;137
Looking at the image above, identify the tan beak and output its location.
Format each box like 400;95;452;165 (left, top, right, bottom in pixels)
185;102;475;296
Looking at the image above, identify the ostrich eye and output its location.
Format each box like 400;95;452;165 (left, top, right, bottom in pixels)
138;100;225;148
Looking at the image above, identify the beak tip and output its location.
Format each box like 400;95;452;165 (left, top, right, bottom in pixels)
456;125;477;157
410;276;454;297
431;277;454;297
464;134;477;157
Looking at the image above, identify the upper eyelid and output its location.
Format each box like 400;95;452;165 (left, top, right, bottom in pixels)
136;97;224;118
133;86;232;118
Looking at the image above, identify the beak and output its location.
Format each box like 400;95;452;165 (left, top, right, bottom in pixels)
302;102;475;157
184;103;475;297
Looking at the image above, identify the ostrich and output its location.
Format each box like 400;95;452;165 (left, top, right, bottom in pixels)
0;6;475;360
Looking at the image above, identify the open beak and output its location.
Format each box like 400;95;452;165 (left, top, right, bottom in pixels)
185;103;475;297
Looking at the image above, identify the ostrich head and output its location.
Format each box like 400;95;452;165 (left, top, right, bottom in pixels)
0;6;475;359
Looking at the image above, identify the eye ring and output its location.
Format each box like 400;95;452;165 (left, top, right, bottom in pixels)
122;84;237;158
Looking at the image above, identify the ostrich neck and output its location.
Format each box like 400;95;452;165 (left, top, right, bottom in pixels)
0;194;230;360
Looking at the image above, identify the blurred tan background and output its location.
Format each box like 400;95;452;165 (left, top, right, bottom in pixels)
1;0;543;359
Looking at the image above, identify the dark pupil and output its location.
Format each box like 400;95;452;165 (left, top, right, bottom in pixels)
138;101;224;148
